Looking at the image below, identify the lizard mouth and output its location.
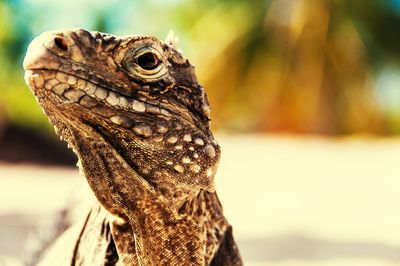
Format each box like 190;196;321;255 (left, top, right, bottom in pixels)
25;68;186;148
25;69;172;130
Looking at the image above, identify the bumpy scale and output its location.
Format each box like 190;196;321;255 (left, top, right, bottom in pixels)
23;29;242;266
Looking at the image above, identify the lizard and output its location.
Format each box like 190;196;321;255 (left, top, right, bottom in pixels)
23;28;243;265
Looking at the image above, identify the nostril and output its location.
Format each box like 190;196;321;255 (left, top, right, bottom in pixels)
54;36;68;51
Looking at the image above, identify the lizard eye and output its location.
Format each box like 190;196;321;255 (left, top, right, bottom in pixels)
136;52;159;70
122;45;167;79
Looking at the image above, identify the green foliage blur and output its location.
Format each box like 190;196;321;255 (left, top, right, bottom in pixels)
1;0;400;135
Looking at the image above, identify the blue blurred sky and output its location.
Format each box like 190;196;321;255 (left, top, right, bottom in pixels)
21;0;185;37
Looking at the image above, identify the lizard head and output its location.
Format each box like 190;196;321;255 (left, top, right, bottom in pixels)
23;29;220;214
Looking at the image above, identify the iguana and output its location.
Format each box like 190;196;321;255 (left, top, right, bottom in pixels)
23;29;242;265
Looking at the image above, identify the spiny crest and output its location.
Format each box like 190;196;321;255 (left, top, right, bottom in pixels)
164;30;179;50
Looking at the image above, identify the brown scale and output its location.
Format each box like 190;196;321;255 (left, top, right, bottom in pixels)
24;28;242;265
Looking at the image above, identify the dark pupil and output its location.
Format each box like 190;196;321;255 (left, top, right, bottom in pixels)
137;52;159;70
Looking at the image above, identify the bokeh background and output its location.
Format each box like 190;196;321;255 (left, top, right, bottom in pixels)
1;0;400;265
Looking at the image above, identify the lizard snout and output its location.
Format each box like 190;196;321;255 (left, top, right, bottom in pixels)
23;31;67;71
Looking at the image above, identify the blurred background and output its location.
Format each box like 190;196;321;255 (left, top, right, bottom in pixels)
1;0;400;265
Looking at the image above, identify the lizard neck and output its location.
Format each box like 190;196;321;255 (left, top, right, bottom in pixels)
71;125;227;264
107;190;228;265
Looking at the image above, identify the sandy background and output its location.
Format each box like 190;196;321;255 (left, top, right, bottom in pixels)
1;135;400;265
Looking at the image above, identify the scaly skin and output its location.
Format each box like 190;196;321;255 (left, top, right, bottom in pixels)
23;29;242;265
